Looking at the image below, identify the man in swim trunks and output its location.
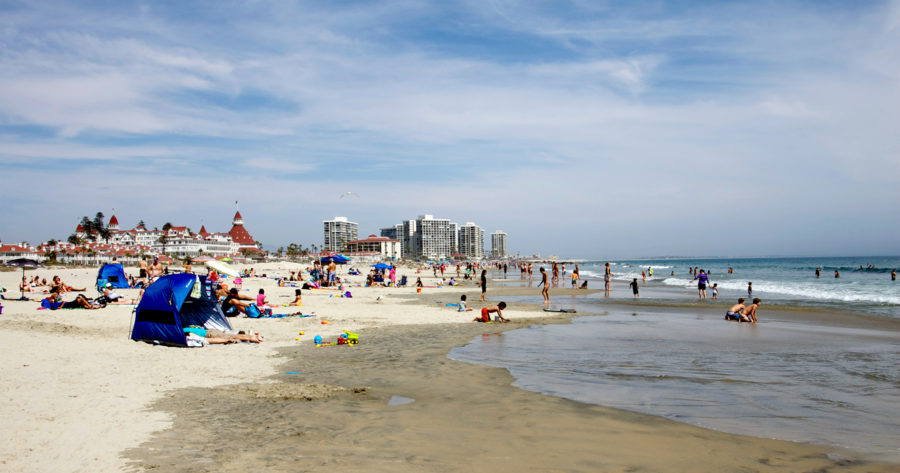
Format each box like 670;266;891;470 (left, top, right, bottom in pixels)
538;267;549;304
475;302;507;323
725;298;746;321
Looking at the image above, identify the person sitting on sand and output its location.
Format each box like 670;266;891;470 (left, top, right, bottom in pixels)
742;298;761;323
288;288;302;306
458;294;473;312
475;302;508;323
19;276;33;293
256;288;268;308
221;288;253;317
50;275;86;294
183;327;264;344
579;280;588;289
97;283;139;305
725;298;746;321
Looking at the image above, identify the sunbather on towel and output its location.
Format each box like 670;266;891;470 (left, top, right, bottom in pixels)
45;288;103;309
183;327;264;344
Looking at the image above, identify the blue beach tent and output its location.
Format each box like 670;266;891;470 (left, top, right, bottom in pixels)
97;263;130;290
130;273;232;346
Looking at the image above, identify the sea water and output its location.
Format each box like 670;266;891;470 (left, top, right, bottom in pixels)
449;310;900;459
453;256;900;459
575;256;900;318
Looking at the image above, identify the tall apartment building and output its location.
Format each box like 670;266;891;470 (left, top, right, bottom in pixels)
413;215;453;260
449;222;459;255
322;216;358;253
401;219;417;257
491;230;508;258
379;224;402;240
458;222;484;259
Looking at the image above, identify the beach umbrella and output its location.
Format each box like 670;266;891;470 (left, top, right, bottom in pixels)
371;263;392;270
320;255;350;265
204;259;240;278
218;257;234;262
5;258;43;300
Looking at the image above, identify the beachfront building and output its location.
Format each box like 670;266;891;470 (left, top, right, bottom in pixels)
323;216;359;253
401;219;417;257
450;222;459;256
491;230;508;259
458;222;485;259
346;234;402;261
412;214;454;260
64;211;261;262
0;243;39;264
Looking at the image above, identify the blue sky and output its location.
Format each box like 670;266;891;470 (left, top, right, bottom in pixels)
1;0;898;257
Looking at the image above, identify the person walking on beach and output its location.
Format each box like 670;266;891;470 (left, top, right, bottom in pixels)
551;262;559;287
539;267;550;304
480;269;487;302
747;282;753;297
711;283;719;300
604;262;613;297
629;278;640;298
571;264;579;289
692;269;710;300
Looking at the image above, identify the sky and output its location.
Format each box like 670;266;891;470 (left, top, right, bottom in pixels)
1;0;898;258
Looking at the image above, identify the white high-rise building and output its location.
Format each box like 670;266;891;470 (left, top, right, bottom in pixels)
458;222;484;259
413;215;453;260
323;216;358;253
491;230;508;258
449;222;459;255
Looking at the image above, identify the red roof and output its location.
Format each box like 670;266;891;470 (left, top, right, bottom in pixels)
0;244;32;253
349;235;397;244
76;224;84;232
198;225;209;236
109;215;119;225
234;211;243;220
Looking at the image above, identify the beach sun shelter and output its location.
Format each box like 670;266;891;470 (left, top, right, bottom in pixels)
130;273;232;346
96;263;130;290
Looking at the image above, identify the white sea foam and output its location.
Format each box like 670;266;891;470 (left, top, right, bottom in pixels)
681;278;900;305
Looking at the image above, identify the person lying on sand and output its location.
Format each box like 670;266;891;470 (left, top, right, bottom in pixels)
475;302;508;323
45;288;104;309
183;327;264;344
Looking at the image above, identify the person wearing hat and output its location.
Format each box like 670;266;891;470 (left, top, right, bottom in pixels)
98;283;139;305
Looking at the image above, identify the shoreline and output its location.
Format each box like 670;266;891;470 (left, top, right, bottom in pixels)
126;283;897;472
1;265;897;471
126;317;897;472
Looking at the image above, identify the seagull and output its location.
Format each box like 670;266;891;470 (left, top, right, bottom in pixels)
339;191;360;199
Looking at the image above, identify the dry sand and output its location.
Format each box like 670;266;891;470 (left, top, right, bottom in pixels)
0;263;896;472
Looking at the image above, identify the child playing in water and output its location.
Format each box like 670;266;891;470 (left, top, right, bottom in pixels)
629;278;640;298
711;283;719;299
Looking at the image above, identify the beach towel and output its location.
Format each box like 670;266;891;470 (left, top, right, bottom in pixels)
259;313;315;319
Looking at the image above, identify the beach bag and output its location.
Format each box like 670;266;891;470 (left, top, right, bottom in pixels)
245;304;262;318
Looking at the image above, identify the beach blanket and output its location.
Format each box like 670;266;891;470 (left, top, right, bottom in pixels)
260;313;316;319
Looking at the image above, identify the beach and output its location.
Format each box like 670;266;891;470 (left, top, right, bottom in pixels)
0;263;897;472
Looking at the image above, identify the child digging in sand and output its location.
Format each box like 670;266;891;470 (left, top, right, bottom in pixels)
474;302;508;323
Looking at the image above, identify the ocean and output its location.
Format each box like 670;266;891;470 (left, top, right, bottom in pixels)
450;256;900;460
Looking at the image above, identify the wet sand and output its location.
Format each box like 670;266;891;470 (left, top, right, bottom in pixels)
127;318;897;472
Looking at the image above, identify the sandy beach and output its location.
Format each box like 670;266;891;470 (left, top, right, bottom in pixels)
1;263;897;472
